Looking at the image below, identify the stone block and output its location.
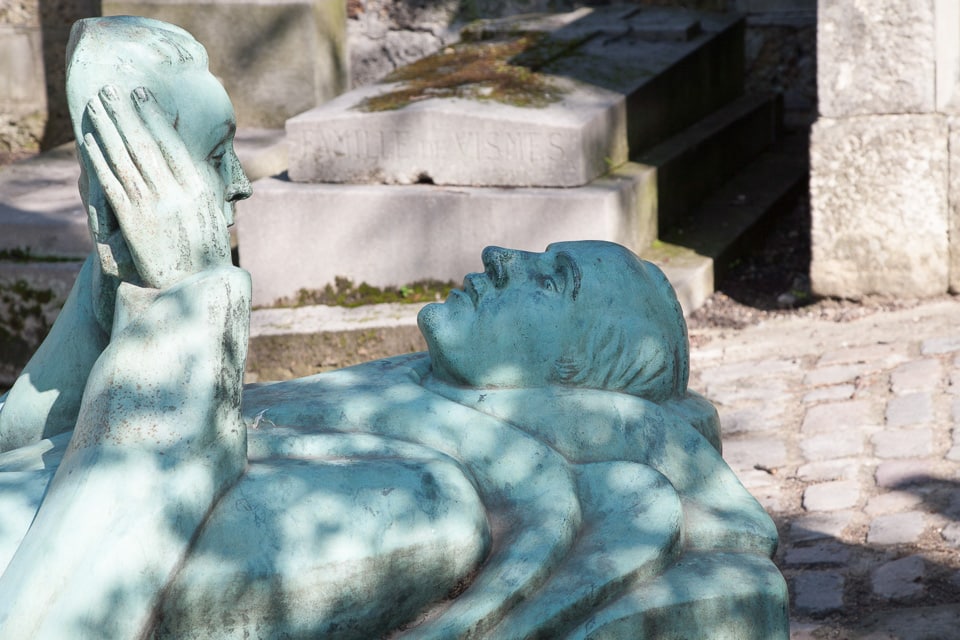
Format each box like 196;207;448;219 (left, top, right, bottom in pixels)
801;400;875;433
800;431;864;462
949;117;960;292
802;480;860;512
885;393;934;427
890;359;943;393
922;335;960;355
872;555;925;599
784;541;850;566
790;511;854;543
802;384;855;404
872;428;934;459
287;7;744;186
103;0;348;129
236;163;657;306
792;571;844;614
810;114;949;298
803;363;866;387
721;436;788;472
865;491;923;516
796;458;858;483
875;458;939;488
288;78;628;187
868;512;927;545
817;0;936;118
0;27;45;108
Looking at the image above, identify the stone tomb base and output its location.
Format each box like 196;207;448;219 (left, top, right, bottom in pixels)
237;164;656;307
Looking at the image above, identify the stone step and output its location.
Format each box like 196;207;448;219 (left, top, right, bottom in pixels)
636;93;782;231
286;6;743;187
237;162;658;307
239;93;780;308
242;134;807;383
643;132;809;314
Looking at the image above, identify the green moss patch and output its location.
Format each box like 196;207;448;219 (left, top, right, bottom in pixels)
271;276;457;309
356;36;567;112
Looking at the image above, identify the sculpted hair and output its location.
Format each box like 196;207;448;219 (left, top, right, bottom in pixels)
552;244;689;402
66;16;208;143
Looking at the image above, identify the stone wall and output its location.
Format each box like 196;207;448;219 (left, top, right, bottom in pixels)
810;0;960;297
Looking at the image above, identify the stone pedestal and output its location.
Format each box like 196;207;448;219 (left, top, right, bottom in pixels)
810;114;949;298
239;163;656;306
811;0;960;297
239;6;764;307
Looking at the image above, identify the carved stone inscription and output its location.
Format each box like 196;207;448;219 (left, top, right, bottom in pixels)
310;129;568;164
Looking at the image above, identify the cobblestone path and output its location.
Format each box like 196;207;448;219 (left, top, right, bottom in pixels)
688;298;960;639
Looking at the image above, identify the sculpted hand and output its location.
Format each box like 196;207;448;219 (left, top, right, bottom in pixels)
80;84;233;290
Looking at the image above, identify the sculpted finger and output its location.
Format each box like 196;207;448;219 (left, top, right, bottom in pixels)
132;87;197;187
85;89;149;211
81;131;130;223
97;85;168;194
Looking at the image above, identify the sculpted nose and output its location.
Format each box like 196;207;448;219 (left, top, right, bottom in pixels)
223;150;252;203
481;246;518;288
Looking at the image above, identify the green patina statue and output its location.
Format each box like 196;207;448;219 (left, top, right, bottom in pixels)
0;16;787;639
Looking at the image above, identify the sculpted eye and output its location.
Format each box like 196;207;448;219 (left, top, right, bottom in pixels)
538;275;558;292
208;149;226;168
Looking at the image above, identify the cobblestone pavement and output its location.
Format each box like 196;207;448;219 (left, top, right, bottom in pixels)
688;297;960;639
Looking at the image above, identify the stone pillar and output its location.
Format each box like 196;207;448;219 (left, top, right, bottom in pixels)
811;0;958;297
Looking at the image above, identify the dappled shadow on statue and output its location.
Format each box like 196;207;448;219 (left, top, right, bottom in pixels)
0;15;787;639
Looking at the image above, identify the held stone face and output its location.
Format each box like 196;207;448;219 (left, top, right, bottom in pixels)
0;16;787;640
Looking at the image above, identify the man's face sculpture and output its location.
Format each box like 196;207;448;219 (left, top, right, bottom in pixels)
418;240;689;399
419;244;582;387
171;71;251;227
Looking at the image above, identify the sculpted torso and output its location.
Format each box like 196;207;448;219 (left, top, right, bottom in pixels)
0;16;787;639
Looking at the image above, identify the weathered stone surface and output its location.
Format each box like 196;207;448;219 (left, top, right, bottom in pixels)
868;511;927;545
790;511;855;543
287;7;743;187
801;400;875;434
721;436;788;472
865;491;923;517
796;458;858;483
236;164;657;306
103;0;348;129
792;571;844;614
802;385;854;404
817;0;936;118
885;393;934;427
872;428;934;459
949;116;960;292
875;459;940;488
810;114;949;297
0;27;45;110
800;431;864;462
802;480;860;512
890;359;943;394
288;77;627;187
921;334;960;355
871;555;925;599
784;541;851;566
